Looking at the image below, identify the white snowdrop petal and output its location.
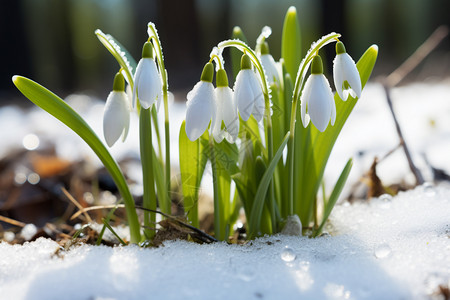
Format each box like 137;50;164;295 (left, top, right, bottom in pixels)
300;75;313;128
103;91;130;147
341;53;362;98
137;59;162;109
261;54;280;84
217;87;239;143
252;93;265;123
234;71;255;121
333;55;346;101
185;81;215;141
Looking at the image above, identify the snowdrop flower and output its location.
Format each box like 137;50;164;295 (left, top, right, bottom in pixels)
212;68;239;143
301;55;336;132
133;41;162;109
333;41;361;101
185;62;216;141
103;72;130;147
234;54;264;122
260;42;280;85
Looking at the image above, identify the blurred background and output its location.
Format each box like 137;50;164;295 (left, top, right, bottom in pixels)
1;0;449;104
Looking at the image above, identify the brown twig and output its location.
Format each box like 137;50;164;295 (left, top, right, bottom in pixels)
61;187;93;223
0;215;26;228
382;25;448;186
385;25;449;87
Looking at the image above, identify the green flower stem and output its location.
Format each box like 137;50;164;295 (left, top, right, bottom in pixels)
287;33;341;218
217;39;275;229
148;23;171;215
140;107;156;239
209;134;223;240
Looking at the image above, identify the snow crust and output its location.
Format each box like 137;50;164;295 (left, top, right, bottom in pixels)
0;184;449;300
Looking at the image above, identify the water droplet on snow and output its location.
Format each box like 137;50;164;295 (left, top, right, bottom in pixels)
379;194;392;209
374;243;392;258
237;266;255;282
422;182;436;197
281;246;296;262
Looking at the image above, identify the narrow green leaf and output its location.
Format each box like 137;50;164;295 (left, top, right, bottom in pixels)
314;158;353;237
12;76;141;243
281;6;302;78
95;30;137;86
248;132;290;238
179;121;208;227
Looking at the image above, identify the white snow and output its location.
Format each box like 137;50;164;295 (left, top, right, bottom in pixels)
1;81;450;299
0;183;449;300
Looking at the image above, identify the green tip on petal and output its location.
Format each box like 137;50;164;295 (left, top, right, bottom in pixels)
200;62;214;82
142;42;154;59
261;42;270;55
311;55;323;74
336;41;346;55
216;69;229;87
240;54;252;70
112;72;125;91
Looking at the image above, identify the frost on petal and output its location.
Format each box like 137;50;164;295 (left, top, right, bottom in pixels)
185;81;215;141
103;91;130;147
234;70;255;121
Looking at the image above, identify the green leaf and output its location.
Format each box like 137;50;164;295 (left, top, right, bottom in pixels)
314;158;353;237
281;6;302;78
248;132;290;238
12;76;141;243
179;121;208;227
95;30;137;86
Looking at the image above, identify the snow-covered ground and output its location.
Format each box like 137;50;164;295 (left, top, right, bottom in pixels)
1;81;450;299
0;183;449;300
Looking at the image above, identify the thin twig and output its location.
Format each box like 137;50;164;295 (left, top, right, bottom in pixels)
385;25;449;87
70;204;125;220
61;187;93;223
135;206;218;243
0;215;26;228
381;25;448;186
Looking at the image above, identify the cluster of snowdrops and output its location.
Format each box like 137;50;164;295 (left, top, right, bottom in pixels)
13;7;377;244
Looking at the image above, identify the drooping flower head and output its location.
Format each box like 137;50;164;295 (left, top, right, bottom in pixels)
301;55;336;132
185;62;216;141
212;68;239;143
234;54;264;122
260;42;280;85
103;72;130;147
333;41;361;101
133;41;162;109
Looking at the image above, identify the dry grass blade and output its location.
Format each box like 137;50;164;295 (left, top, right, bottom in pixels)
61;187;93;223
70;204;125;220
0;215;26;228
